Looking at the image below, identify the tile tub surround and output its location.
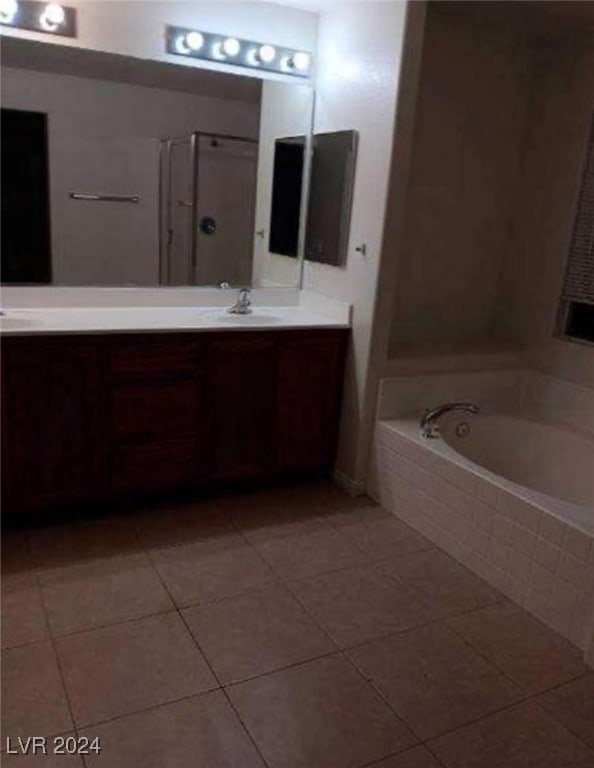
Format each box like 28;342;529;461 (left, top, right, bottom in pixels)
374;418;594;663
3;483;594;768
376;367;594;436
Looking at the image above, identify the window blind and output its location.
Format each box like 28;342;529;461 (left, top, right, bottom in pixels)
562;111;594;305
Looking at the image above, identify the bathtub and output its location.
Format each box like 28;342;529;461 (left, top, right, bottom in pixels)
439;412;594;526
375;410;594;662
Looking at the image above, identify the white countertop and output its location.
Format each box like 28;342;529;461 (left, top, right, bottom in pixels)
0;305;350;336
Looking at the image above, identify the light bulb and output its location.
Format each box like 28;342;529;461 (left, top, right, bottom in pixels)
258;44;276;64
174;35;190;55
222;37;240;57
186;31;204;51
0;0;18;23
44;2;65;24
211;41;225;59
292;51;310;71
40;2;65;30
246;47;260;66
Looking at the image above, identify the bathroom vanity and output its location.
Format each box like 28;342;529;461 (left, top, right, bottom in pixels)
1;312;348;516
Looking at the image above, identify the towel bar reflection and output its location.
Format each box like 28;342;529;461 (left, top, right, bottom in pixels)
69;193;140;203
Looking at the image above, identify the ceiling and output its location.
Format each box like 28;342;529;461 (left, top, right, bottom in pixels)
267;0;340;13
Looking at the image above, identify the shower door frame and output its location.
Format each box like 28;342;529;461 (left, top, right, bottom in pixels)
159;130;259;286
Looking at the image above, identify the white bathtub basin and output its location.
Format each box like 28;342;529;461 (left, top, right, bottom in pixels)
439;412;594;510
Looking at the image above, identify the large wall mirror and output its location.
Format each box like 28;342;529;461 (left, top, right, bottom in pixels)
0;37;313;288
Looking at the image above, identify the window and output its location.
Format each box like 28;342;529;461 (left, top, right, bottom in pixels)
558;111;594;344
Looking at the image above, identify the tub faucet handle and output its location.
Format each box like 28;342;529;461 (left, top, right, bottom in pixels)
420;402;479;439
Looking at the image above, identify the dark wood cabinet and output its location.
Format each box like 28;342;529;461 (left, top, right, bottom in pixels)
276;333;345;473
1;337;102;512
1;328;347;516
207;335;277;481
106;335;205;496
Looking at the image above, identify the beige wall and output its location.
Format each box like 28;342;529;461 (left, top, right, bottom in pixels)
496;37;594;386
301;0;409;490
387;9;533;354
252;80;313;288
365;5;594;494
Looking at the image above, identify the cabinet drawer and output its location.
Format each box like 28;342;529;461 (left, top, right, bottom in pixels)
111;381;198;445
109;336;201;382
112;441;196;494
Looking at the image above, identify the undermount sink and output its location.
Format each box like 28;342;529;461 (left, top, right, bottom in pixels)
0;312;44;330
205;310;284;325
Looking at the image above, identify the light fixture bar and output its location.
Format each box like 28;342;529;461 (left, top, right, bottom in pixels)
165;25;312;79
0;1;76;37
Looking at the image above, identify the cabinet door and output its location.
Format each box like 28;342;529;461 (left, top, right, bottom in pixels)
207;335;276;480
107;335;204;496
1;338;102;514
110;380;202;495
276;333;346;473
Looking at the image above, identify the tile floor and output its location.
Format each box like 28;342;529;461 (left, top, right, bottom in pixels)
2;482;593;767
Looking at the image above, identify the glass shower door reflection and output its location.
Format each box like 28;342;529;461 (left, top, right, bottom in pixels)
195;135;258;286
162;135;195;285
161;133;258;286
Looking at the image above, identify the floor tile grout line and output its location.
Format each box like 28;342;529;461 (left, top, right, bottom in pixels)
331;596;509;655
57;523;232;735
440;613;530;691
509;671;594;755
62;649;348;736
282;586;508;661
211;498;405;594
22;607;178;647
219;499;427;765
73;689;218;734
8;491;593;764
444;607;589;693
272;519;594;757
397;670;594;753
419;741;451;768
218;687;273;768
130;515;273;768
225;500;444;578
420;689;594;753
343;622;594;753
34;623;592;760
275;547;509;610
166;579;273;768
278;557;423;752
360;743;449;768
54;656;594;760
21;531;82;749
39;517;223;742
321;505;440;563
216;647;341;688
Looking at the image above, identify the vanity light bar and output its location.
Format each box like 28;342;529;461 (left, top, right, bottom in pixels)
0;0;76;37
165;25;312;79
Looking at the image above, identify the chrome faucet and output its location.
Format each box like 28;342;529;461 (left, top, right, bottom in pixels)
227;288;252;315
420;402;479;439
